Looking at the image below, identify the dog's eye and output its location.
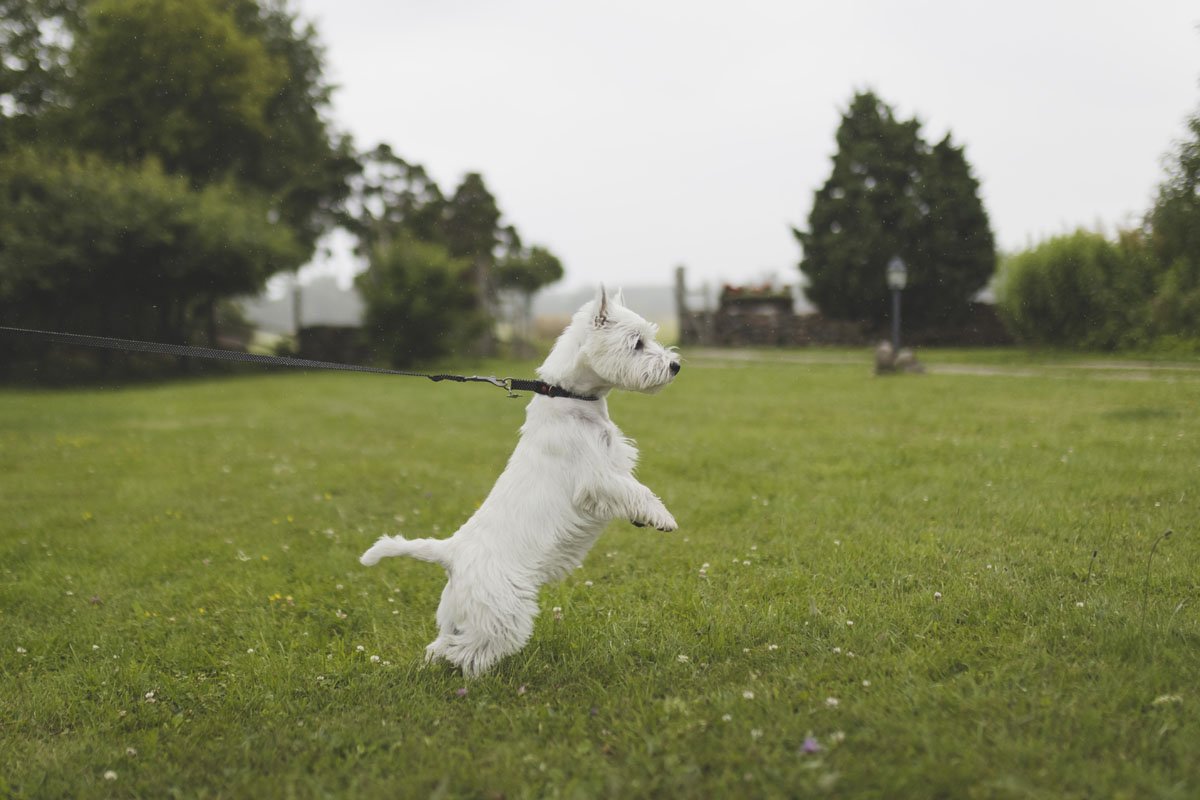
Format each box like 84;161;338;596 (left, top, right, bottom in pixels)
634;337;644;351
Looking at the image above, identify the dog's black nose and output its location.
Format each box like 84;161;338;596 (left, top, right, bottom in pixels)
669;361;681;376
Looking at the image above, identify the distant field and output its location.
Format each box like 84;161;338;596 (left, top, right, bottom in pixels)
2;350;1198;798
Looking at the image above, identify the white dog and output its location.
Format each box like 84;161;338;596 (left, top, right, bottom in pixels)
360;287;681;677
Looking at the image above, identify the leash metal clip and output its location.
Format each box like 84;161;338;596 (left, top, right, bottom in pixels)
476;375;518;398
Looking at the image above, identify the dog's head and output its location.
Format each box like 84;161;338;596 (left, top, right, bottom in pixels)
579;286;681;394
538;285;681;396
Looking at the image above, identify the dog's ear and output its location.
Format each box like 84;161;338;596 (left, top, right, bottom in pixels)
613;287;626;307
593;284;609;327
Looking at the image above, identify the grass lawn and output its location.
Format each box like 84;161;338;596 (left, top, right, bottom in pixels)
1;349;1198;798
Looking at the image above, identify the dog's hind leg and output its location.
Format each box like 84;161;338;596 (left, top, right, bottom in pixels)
437;587;538;678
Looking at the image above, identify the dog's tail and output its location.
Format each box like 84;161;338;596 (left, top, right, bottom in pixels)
359;535;451;569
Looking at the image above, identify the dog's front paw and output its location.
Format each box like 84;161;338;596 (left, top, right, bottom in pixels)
633;510;677;532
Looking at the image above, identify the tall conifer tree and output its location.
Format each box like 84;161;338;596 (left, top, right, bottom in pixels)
795;91;995;326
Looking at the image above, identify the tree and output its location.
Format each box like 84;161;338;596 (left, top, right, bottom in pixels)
0;0;78;150
355;235;486;367
795;90;995;327
495;245;565;351
0;149;302;345
67;0;283;184
5;0;355;259
342;144;447;250
1147;104;1200;338
0;0;355;359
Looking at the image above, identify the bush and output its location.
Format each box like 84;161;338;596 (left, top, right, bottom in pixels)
996;230;1158;350
0;148;301;343
356;234;487;368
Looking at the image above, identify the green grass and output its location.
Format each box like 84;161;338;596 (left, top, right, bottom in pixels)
2;350;1198;798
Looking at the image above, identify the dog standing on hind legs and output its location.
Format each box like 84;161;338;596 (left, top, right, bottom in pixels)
360;286;681;677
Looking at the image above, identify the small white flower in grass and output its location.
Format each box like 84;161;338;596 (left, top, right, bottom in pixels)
1152;694;1183;706
721;714;733;722
829;730;846;744
750;545;758;552
584;580;593;587
677;654;690;663
742;560;751;566
92;645;100;651
846;620;854;627
743;690;755;700
767;644;779;651
144;691;156;703
125;747;137;757
316;675;325;682
16;647;26;655
750;728;763;740
831;647;842;654
103;770;117;781
862;680;871;687
247;648;255;654
355;645;365;652
934;591;942;601
825;697;840;708
370;655;380;664
1075;601;1085;608
552;606;564;621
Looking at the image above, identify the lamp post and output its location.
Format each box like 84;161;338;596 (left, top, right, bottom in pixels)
886;256;907;351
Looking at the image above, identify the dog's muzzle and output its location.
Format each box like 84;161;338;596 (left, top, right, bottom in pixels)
669;361;681;376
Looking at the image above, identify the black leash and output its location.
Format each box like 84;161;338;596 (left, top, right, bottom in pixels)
0;325;599;401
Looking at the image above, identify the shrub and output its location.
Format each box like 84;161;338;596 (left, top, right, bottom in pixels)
356;234;487;368
996;230;1158;350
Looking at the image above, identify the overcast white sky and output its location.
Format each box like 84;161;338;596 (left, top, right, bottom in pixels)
292;0;1200;294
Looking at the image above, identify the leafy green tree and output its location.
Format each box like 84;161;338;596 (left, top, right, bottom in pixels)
795;91;995;327
441;173;503;262
0;0;78;150
5;0;355;258
0;149;302;344
0;0;355;361
67;0;283;184
355;234;485;367
495;245;565;349
343;144;447;251
1147;105;1200;338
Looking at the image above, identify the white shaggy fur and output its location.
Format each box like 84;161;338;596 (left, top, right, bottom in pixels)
359;287;681;677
